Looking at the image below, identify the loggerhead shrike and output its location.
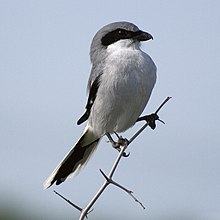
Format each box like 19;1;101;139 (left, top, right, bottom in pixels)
44;21;157;188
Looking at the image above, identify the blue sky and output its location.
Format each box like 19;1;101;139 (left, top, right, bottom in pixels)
1;0;220;219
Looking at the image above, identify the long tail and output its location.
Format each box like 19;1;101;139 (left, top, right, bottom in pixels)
43;125;100;189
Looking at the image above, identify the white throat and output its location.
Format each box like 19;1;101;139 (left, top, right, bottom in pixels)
107;39;140;54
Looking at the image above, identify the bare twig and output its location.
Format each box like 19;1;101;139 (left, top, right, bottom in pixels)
55;97;171;220
79;142;128;219
155;96;172;114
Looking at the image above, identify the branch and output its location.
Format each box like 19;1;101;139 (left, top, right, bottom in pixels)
129;96;171;143
79;141;128;220
55;97;171;220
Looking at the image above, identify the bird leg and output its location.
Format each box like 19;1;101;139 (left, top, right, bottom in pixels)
106;133;130;157
136;113;163;129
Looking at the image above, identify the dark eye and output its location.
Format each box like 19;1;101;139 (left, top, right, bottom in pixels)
117;29;128;37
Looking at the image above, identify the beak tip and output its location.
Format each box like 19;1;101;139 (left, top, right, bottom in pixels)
148;33;153;41
140;31;153;41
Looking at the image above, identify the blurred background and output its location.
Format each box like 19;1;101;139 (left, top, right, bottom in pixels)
1;0;220;219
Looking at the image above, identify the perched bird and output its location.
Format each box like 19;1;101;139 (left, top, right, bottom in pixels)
44;21;157;188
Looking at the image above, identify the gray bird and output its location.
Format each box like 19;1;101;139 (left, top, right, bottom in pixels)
44;21;157;188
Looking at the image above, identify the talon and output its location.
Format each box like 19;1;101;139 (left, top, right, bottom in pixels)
122;152;130;157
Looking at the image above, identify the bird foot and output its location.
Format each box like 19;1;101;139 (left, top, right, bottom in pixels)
106;133;130;157
114;136;130;157
137;113;160;129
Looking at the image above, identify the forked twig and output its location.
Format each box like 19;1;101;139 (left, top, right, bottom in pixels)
99;169;146;209
55;97;171;220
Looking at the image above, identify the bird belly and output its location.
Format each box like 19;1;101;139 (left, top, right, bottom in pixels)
88;50;156;136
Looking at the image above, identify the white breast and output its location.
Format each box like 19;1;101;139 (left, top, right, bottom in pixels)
88;41;156;137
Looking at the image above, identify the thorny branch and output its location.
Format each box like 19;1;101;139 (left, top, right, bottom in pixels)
54;96;171;220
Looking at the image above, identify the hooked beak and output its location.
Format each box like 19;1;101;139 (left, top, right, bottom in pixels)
133;30;153;41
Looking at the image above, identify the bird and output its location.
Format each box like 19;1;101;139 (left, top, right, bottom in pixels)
44;21;157;189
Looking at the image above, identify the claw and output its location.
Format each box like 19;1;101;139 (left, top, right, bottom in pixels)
122;152;130;157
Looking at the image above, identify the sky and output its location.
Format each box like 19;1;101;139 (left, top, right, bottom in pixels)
1;0;220;219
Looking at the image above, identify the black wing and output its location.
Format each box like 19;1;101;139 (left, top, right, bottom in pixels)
77;75;102;125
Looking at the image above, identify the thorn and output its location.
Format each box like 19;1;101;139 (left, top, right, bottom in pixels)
88;208;94;214
53;190;82;212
